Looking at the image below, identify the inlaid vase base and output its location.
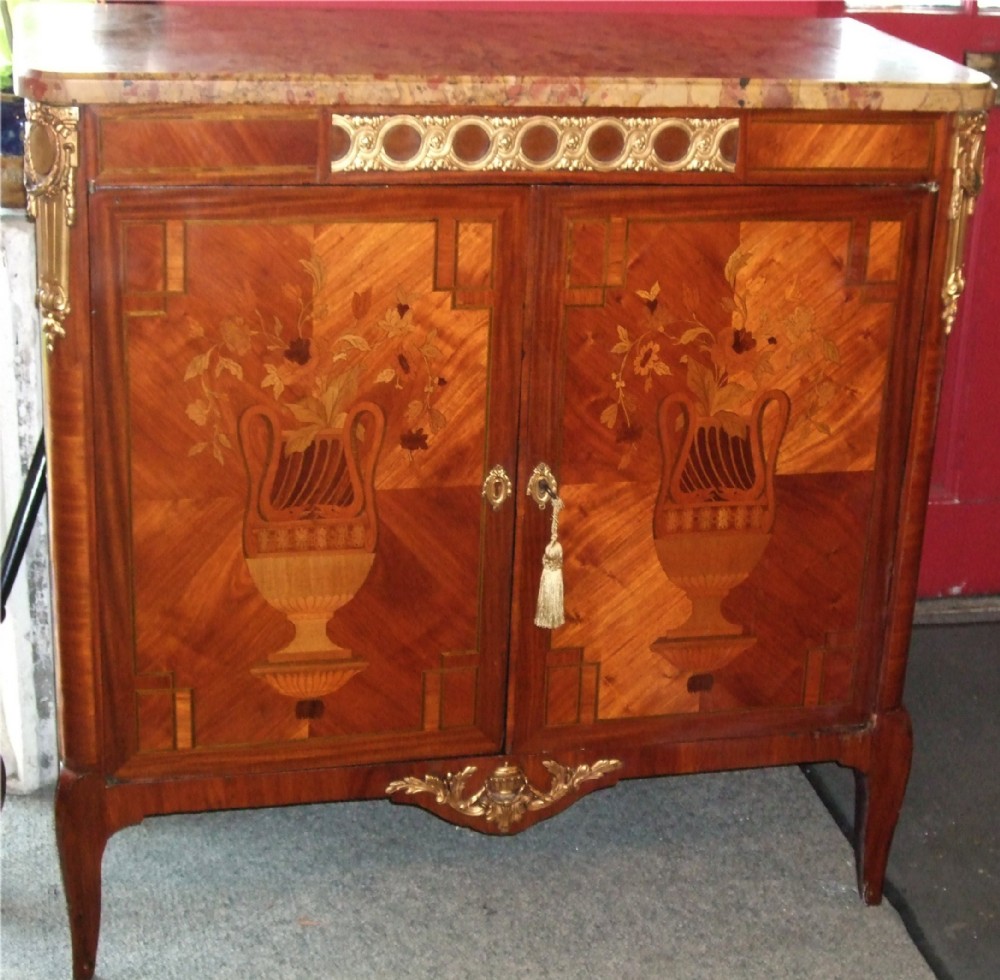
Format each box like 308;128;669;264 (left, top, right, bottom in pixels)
250;656;368;699
650;633;755;675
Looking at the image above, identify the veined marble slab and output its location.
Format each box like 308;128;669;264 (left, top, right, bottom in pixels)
14;2;995;112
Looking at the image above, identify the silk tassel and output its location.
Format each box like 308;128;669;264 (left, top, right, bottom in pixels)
535;496;565;629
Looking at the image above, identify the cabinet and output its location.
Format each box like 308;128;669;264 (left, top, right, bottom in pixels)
14;4;993;977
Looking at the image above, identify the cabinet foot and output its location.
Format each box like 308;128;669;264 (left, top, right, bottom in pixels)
55;771;111;980
853;709;913;905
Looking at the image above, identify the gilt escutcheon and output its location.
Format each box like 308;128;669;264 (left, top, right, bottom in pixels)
482;464;513;511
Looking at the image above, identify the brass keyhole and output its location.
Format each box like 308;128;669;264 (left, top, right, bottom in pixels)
482;465;513;511
526;462;558;509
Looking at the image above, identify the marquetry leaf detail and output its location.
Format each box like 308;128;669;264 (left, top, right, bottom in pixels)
386;758;623;832
182;252;447;465
24;103;80;352
601;244;840;470
330;114;738;174
941;111;987;336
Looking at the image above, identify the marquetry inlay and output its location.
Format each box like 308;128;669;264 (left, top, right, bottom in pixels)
330;114;739;174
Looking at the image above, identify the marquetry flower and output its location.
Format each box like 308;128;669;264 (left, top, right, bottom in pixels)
218;315;253;356
400;428;429;453
185;399;211;426
708;324;765;386
633;340;668;377
283;337;312;365
183;241;448;466
615;421;643;445
637;281;661;314
731;327;757;354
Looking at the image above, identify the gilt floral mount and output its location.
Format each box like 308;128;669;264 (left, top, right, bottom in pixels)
182;248;448;463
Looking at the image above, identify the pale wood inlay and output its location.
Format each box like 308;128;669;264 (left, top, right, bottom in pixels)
165;221;186;292
866;222;903;283
456;222;494;290
423;651;479;731
545;648;600;727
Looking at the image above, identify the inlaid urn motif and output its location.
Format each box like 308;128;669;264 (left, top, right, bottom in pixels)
652;388;791;676
239;401;385;702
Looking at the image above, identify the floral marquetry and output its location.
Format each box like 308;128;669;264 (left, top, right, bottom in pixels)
105;188;524;770
540;189;915;729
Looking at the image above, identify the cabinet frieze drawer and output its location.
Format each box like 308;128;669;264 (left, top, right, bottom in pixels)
744;116;940;178
95;109;324;182
329;112;740;174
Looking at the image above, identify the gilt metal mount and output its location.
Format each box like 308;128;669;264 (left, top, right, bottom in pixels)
386;758;623;832
941;112;987;336
331;113;738;175
24;103;80;353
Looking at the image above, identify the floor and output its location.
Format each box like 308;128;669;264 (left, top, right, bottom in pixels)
2;618;995;978
806;618;1000;980
1;766;932;980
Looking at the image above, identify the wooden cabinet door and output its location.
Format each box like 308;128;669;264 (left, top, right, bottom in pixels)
511;185;936;754
90;186;526;777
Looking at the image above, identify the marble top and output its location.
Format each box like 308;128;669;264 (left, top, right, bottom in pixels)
14;2;995;112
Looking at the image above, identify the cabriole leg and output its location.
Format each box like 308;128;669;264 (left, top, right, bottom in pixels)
853;708;913;905
55;770;110;980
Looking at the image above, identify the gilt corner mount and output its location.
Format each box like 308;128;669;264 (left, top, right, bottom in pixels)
24;102;79;353
941;111;988;336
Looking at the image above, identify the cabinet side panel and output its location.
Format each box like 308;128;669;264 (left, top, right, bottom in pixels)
877;181;946;710
45;124;102;771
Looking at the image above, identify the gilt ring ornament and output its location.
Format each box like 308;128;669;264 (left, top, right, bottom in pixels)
386;758;623;832
330;114;739;174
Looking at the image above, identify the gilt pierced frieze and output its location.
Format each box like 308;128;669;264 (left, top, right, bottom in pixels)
330;113;739;174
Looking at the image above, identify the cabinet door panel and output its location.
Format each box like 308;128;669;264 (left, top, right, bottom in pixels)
513;186;933;751
91;187;526;776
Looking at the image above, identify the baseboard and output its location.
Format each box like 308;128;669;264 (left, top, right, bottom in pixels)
913;595;1000;626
